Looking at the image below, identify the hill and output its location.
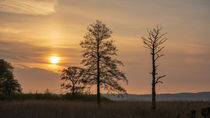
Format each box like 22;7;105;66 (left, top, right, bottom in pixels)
103;92;210;101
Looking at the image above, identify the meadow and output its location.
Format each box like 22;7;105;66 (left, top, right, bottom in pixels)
0;100;209;118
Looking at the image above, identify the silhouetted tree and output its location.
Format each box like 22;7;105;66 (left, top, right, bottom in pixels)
60;66;85;96
80;20;128;105
44;89;51;94
0;59;22;96
141;25;167;110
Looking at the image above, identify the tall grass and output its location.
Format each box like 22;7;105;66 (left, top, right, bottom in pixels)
0;101;209;118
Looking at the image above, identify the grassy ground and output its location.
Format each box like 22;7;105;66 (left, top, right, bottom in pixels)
0;101;209;118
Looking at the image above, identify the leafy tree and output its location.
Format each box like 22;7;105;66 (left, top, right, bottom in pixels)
0;59;22;96
0;59;13;79
80;20;128;105
141;25;167;110
60;66;86;96
1;72;22;96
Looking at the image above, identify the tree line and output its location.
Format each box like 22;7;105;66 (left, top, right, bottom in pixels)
0;20;167;110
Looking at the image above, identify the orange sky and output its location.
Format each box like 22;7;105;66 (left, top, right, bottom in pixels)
0;0;210;94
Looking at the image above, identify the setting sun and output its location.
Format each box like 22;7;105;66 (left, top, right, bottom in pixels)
49;56;60;64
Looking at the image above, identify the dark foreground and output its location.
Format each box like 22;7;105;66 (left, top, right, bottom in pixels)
0;101;209;118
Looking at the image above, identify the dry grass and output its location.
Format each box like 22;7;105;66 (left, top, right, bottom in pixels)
0;100;209;118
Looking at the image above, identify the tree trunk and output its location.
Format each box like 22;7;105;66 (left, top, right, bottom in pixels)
152;45;156;110
97;38;101;105
152;82;156;110
72;83;75;97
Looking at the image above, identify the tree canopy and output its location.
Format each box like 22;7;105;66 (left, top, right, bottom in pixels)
0;59;22;96
60;66;86;95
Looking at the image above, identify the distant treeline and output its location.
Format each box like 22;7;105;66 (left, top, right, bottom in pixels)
0;93;110;101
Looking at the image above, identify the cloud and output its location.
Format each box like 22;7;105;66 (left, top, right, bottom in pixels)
0;40;81;70
0;0;58;15
0;27;22;34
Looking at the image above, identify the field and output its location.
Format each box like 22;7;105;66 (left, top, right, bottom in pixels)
0;100;209;118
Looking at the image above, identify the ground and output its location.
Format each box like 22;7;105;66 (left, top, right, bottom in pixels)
0;101;209;118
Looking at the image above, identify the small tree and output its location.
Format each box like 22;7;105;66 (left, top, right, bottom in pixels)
60;66;85;96
141;25;167;110
80;20;128;105
44;89;51;94
0;59;22;96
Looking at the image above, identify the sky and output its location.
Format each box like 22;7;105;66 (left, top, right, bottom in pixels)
0;0;210;94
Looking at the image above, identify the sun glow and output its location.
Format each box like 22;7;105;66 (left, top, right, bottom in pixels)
49;56;60;64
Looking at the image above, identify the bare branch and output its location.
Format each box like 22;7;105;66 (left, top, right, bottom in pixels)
155;54;164;62
155;46;165;55
155;75;166;84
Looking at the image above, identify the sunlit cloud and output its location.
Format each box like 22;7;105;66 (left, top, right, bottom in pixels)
0;40;81;72
0;0;58;15
0;27;22;34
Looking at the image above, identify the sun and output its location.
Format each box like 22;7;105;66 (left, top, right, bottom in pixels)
49;56;60;64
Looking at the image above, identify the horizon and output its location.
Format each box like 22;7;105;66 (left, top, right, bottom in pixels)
0;0;210;94
20;90;210;95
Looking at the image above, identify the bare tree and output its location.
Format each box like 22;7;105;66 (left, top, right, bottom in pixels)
60;66;85;96
80;20;128;105
141;25;167;110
